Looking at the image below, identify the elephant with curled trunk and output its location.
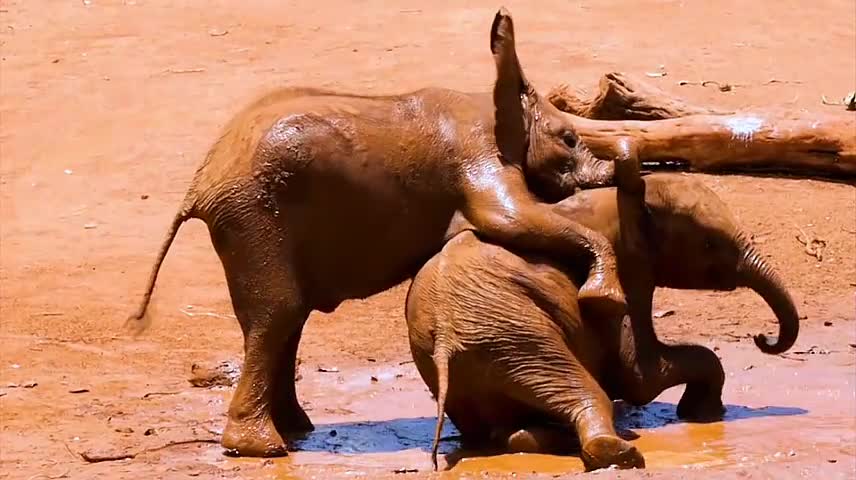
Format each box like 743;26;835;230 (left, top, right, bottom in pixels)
405;158;800;471
126;9;621;457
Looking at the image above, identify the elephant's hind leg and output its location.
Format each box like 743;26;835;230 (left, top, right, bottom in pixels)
272;319;314;435
498;346;645;471
211;213;310;457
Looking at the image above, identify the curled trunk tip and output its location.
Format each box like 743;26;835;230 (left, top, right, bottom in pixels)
738;247;800;355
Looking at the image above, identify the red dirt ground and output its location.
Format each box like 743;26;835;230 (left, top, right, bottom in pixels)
1;1;854;479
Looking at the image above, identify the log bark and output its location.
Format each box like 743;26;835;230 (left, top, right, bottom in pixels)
569;110;856;177
545;72;855;178
547;72;730;120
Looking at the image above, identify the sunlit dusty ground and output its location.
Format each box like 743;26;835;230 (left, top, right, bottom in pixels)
1;1;854;478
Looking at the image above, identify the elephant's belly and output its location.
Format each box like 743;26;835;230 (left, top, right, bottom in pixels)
288;192;458;312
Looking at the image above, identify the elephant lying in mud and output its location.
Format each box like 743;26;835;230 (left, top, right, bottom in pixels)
126;10;623;457
406;163;800;471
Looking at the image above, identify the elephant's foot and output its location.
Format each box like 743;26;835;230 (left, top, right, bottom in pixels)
503;426;576;454
222;413;288;457
581;435;645;472
578;270;626;319
505;429;541;453
677;386;725;422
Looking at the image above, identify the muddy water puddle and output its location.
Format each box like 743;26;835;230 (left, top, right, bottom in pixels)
198;341;855;478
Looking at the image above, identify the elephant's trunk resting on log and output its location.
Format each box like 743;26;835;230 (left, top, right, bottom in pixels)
547;73;856;177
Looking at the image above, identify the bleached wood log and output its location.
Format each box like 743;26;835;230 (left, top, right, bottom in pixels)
544;72;855;177
570;110;856;177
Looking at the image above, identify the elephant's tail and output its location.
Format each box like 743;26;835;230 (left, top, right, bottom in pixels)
431;347;451;472
124;196;197;335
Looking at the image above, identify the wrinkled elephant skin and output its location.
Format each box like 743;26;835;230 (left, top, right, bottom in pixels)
405;170;800;471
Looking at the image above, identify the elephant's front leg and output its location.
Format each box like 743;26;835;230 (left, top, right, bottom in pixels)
663;343;726;421
463;173;625;318
616;314;725;421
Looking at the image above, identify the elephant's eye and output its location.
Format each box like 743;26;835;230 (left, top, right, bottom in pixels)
562;132;577;149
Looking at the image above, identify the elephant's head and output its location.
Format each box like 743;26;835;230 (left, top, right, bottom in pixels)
615;158;799;354
490;9;614;202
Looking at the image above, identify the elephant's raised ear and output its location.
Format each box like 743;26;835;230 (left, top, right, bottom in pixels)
490;8;532;165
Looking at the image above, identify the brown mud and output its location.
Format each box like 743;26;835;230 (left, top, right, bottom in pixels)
1;1;854;479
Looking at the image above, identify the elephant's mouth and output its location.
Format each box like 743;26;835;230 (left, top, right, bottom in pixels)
571;150;616;191
530;165;585;203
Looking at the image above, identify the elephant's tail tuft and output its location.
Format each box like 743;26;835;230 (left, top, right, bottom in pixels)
124;195;197;336
431;347;451;472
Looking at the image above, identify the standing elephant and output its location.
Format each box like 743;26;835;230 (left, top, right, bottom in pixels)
405;159;800;471
126;10;622;457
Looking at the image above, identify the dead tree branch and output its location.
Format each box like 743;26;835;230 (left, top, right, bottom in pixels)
546;72;856;178
568;110;856;177
547;72;730;120
70;438;219;464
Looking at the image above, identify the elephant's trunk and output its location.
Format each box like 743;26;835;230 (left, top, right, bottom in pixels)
575;146;616;189
736;243;800;354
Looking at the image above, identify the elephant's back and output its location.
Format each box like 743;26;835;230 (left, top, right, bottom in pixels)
406;233;596;435
406;232;584;350
190;86;458;208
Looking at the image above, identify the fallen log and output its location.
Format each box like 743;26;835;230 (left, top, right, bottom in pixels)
569;110;856;177
547;72;730;120
544;72;855;178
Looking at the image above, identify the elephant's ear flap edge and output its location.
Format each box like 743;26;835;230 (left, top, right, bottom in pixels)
490;8;531;166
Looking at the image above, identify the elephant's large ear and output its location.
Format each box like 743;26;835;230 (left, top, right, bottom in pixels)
491;8;531;165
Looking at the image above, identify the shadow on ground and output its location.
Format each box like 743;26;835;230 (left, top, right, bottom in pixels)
290;400;807;459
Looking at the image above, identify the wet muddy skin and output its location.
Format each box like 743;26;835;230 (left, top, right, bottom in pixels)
2;0;854;479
